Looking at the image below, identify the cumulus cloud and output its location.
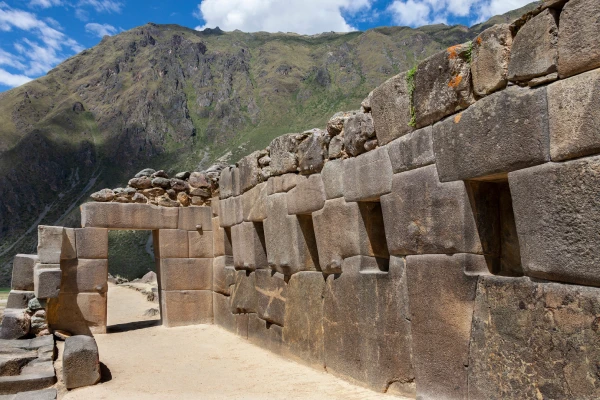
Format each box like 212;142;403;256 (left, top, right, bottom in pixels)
85;22;117;37
195;0;371;35
388;0;532;27
0;68;32;87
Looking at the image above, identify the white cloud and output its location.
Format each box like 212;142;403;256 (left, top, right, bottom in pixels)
28;0;63;8
388;0;532;27
0;68;32;87
85;22;117;37
195;0;371;35
78;0;123;13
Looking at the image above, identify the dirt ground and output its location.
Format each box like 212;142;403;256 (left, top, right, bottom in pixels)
56;284;407;400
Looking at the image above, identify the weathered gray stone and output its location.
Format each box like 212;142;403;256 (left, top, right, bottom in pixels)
0;371;56;396
160;258;212;291
230;271;257;314
6;291;35;309
212;256;235;295
128;176;152;190
188;230;214;259
266;173;300;195
386;126;435;174
527;72;558;87
286;174;326;215
238;151;262;193
414;43;474;128
178;206;212;231
508;9;558;82
63;336;100;389
263;194;319;275
218;196;243;228
74;228;108;259
406;253;487;400
242;182;267;222
34;265;61;299
231;167;241;197
219;167;234;199
380;165;481;256
297;129;326;175
0;309;30;340
343;146;392;202
432;86;549;182
248;314;283;355
61;229;77;261
212;217;232;257
11;255;38;291
255;269;287;326
60;259;108;294
8;388;58;400
89;189;114;202
343;112;375;157
188;172;211;190
156;229;189;259
558;0;600;78
212;292;235;333
269;134;301;175
313;198;388;273
81;203;179;230
161;290;213;327
327;136;343;159
509;156;600;286
326;111;352;137
320;159;344;200
37;226;63;265
231;222;267;270
471;24;513;97
371;72;414;146
324;256;414;395
47;293;107;335
548;68;600;161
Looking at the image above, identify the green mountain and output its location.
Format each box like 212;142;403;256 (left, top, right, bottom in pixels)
0;3;540;286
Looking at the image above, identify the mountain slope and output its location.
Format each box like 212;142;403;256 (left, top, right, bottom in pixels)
0;2;540;286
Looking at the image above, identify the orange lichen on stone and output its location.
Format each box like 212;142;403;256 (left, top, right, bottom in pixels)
447;45;461;59
476;37;482;45
448;74;463;88
454;113;462;124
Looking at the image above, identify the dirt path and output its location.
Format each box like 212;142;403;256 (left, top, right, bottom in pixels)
59;284;407;400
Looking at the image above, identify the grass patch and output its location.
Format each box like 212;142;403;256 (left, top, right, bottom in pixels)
406;65;418;128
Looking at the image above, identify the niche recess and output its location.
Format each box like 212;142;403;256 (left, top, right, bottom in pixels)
358;201;390;272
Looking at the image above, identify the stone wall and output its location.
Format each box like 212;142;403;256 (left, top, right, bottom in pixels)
4;0;600;398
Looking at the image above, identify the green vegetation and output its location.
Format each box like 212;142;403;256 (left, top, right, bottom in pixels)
466;40;474;64
108;230;155;281
406;65;418;128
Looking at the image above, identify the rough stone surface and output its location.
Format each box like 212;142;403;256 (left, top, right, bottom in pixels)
286;174;326;215
557;0;600;78
469;276;600;400
414;43;474;128
156;229;189;259
188;230;214;259
60;259;108;294
63;335;100;389
381;165;481;256
255;269;287;326
248;314;283;355
160;258;212;291
343;112;375;157
47;293;107;335
212;256;235;295
212;217;232;258
406;254;487;400
61;229;77;261
548;68;600;161
37;226;63;265
11;255;38;291
90;189;114;202
212;292;235;333
297;130;326;175
472;24;513;96
386;126;435;174
242;182;268;222
178;206;212;231
219;167;234;199
218;196;243;228
432;86;549;182
33;266;61;300
509;156;600;286
229;271;257;314
371;72;414;146
161;290;213;327
508;9;558;82
327;136;343;159
0;309;31;340
269;134;300;176
238;151;262;193
320;159;344;200
324;256;414;395
74;228;108;259
6;291;35;309
231;222;268;270
80;203;179;230
343;146;392;202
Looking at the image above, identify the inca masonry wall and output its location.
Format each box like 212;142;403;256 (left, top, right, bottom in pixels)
4;0;600;398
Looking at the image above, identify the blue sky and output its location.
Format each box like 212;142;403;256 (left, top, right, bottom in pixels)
0;0;533;92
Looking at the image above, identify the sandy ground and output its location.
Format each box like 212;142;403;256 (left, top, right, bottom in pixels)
0;291;9;322
57;284;407;400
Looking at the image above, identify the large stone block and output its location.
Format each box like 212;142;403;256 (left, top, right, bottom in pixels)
312;198;388;273
238;151;262;193
47;292;107;335
266;173;300;195
371;71;414;146
242;182;267;222
212;218;232;258
263;194;319;275
62;228;77;260
11;255;38;291
34;265;61;299
469;276;600;400
211;196;219;216
156;229;189;259
81;203;178;230
63;336;100;389
558;0;600;78
218;196;243;228
508;9;558;82
548;68;600;161
509;156;600;286
160;258;212;291
269;133;300;176
74;228;108;259
235;314;249;339
323;256;414;395
229;270;257;314
178;206;212;231
219;167;233;199
406;254;487;400
297;129;326;175
212;256;235;295
6;290;35;309
37;226;63;264
414;43;474;129
248;314;283;355
0;309;30;340
188;230;214;258
380;165;481;256
343;111;376;157
472;24;513;97
286;174;326;215
231;222;267;270
161;290;213;327
60;259;108;294
432;86;549;182
212;292;235;333
343;146;392;202
386;126;435;174
255;270;287;326
282;272;325;368
320;159;344;200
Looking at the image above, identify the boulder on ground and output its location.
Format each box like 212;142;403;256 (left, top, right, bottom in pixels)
62;335;100;389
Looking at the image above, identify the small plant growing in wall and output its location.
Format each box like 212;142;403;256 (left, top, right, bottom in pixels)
406;65;417;128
